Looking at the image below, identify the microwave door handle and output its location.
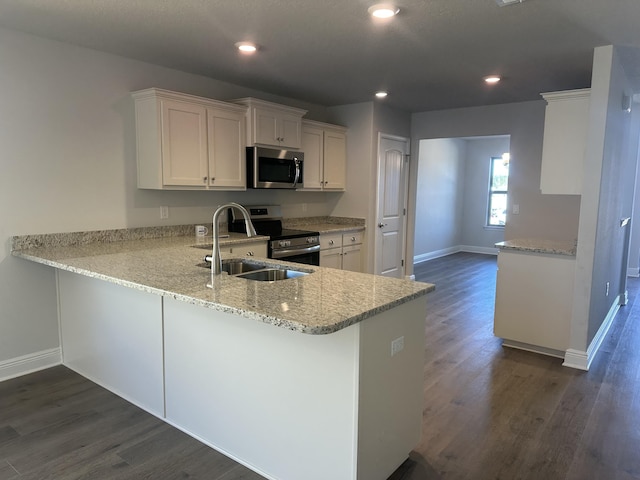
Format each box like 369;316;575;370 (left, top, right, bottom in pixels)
293;159;301;187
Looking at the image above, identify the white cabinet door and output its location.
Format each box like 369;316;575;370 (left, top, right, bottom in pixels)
254;107;280;146
299;120;347;191
342;244;362;272
279;111;302;149
320;247;343;269
161;99;209;186
301;125;324;190
323;129;347;190
540;88;590;195
207;107;246;189
235;98;306;149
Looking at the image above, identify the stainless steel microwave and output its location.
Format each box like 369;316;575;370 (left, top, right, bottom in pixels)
246;147;303;189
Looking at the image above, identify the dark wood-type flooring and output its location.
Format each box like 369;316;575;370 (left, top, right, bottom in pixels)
2;252;639;479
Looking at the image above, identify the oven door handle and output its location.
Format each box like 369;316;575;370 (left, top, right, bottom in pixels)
271;244;320;259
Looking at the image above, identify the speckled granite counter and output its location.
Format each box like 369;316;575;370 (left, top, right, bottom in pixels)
12;228;432;335
283;216;365;234
495;238;577;256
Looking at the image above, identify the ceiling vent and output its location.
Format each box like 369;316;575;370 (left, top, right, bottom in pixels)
495;0;525;6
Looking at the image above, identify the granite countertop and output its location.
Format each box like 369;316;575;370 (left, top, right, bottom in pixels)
12;228;432;335
495;238;577;256
283;216;365;234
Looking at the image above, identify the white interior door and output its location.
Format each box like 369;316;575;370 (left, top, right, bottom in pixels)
375;134;409;278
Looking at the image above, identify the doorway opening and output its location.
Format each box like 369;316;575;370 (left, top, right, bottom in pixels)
413;135;511;265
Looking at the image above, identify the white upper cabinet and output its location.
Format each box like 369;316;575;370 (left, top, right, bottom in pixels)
232;97;307;149
133;88;247;190
300;120;347;191
540;88;591;195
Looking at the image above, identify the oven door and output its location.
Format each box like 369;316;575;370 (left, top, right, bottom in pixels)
270;245;320;266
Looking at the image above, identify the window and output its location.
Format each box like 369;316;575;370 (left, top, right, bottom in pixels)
488;154;509;226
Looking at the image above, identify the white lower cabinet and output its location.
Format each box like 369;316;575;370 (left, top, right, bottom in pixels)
320;231;363;272
493;250;575;354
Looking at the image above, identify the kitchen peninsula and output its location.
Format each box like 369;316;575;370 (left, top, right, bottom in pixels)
11;226;433;480
494;239;576;358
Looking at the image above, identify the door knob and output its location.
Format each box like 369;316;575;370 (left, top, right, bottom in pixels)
378;223;387;228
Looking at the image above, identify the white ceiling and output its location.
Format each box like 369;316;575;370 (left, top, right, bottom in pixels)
1;0;639;112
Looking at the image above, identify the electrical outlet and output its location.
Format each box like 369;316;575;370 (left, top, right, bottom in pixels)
302;203;307;212
160;206;169;219
512;204;520;215
391;336;404;356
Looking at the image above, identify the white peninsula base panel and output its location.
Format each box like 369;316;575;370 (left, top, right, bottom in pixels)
56;269;426;480
494;250;575;356
164;296;425;480
57;271;165;417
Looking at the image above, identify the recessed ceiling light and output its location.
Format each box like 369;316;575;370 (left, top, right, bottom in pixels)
235;42;257;54
375;91;388;98
495;0;525;6
484;75;501;84
368;4;400;18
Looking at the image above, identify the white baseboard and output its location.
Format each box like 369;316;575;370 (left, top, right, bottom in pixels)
0;348;62;382
414;246;460;264
501;339;565;359
563;294;621;371
459;245;499;256
414;245;498;264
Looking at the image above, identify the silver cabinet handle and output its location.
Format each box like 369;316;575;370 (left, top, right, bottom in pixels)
350;236;356;242
203;176;208;182
246;251;254;256
328;240;334;245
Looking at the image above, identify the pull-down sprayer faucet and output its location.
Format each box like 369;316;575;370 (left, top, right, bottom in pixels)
210;203;257;275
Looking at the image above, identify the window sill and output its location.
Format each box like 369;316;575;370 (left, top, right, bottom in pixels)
484;225;505;231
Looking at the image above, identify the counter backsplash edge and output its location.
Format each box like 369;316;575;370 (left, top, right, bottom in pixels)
11;216;365;251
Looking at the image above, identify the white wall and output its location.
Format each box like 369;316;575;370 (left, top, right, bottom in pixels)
413;136;509;261
570;46;640;353
408;100;582;274
0;27;338;368
326;102;412;274
414;138;466;258
461;137;511;249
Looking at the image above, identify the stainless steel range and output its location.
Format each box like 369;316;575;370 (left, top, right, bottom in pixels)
228;205;320;266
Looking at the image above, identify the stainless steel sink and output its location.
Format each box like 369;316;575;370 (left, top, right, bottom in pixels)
235;268;308;281
198;258;310;282
221;258;267;275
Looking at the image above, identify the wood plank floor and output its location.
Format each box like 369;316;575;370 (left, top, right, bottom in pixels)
2;252;639;479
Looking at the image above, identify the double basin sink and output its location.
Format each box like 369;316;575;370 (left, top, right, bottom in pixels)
199;256;310;282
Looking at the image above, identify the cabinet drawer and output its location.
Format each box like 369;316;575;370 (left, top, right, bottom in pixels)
342;232;362;245
321;233;343;249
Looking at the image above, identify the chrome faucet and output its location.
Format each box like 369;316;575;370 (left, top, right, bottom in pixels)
211;202;257;275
